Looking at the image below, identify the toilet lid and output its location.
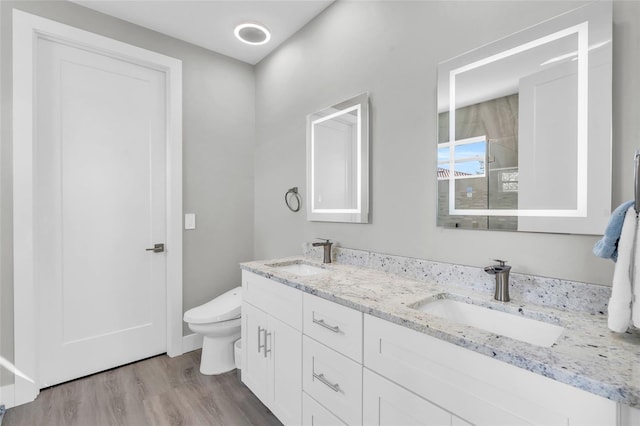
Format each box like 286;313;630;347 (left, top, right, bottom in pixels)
183;286;242;324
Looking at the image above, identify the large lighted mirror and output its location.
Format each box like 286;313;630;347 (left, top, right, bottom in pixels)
307;93;369;223
437;1;611;234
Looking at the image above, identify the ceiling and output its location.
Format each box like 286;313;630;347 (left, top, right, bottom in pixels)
70;0;335;65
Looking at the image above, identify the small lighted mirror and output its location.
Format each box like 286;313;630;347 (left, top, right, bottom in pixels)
307;93;369;223
437;1;612;234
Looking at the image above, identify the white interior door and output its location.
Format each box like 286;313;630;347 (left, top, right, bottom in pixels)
35;37;167;387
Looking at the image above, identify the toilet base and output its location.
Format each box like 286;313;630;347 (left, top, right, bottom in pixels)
199;331;240;375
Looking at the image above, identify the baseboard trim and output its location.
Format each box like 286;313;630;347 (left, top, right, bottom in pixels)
182;333;203;353
0;384;15;409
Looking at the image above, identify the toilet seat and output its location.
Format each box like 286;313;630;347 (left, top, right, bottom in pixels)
183;286;242;324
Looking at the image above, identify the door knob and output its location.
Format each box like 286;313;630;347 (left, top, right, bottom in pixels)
145;243;165;253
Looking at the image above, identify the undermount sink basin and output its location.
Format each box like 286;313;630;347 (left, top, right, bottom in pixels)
411;296;564;347
269;262;326;276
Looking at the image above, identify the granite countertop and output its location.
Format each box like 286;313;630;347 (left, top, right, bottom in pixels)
240;256;640;408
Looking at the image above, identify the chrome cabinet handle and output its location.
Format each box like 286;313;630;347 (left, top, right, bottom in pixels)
145;243;165;253
313;372;340;392
258;326;265;354
313;317;340;333
264;330;271;358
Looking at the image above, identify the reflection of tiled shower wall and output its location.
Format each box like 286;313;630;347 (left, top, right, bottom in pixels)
488;169;518;230
437;94;518;230
437;179;489;229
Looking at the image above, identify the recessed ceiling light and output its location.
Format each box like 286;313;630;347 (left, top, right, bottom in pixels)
234;23;271;46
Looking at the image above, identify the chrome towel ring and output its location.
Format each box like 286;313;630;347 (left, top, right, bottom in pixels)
285;187;301;212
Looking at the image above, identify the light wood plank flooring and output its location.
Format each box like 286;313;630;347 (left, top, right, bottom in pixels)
4;350;282;426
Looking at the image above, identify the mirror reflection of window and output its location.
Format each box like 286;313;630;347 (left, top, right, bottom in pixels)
437;136;487;180
437;96;519;230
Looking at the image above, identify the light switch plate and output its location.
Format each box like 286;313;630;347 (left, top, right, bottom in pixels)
185;213;196;230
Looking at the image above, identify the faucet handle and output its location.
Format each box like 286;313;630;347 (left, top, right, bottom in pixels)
493;259;507;266
316;238;331;244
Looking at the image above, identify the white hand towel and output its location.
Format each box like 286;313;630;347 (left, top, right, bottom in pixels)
633;215;640;328
608;207;636;332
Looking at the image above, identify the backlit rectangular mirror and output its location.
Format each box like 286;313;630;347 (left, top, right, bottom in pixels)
437;1;612;234
307;93;369;223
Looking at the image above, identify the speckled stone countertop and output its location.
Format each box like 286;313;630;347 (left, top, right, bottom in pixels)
240;255;640;408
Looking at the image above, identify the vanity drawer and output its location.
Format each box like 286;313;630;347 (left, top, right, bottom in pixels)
303;392;347;426
242;270;302;330
303;293;363;362
303;335;362;426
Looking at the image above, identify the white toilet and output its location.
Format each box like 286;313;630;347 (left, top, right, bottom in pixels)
183;286;242;375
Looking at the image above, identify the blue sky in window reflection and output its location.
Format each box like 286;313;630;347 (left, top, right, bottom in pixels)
438;140;486;175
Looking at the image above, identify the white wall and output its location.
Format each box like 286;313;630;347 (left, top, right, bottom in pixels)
254;0;639;286
0;0;255;385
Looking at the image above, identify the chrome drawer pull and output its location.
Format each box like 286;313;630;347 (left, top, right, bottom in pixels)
313;317;340;333
264;330;271;358
313;372;341;392
258;326;265;354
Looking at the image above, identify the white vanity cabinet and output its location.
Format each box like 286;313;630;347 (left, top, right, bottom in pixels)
240;270;626;426
241;271;303;426
363;314;617;426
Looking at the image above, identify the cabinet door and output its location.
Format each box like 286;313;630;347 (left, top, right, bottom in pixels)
241;301;270;404
363;368;452;426
269;315;302;426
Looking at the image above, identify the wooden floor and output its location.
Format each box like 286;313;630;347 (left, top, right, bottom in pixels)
4;350;282;426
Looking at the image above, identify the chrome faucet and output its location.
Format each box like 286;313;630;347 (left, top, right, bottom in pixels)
484;259;511;302
312;239;333;263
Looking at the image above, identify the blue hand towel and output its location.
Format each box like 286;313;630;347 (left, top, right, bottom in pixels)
593;200;635;262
